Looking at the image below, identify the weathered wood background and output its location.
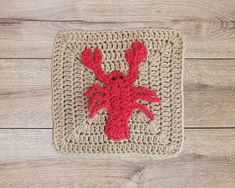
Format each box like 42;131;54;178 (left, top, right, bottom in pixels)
0;0;234;187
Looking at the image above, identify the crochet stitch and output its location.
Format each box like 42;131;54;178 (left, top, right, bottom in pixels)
52;28;185;158
81;41;161;141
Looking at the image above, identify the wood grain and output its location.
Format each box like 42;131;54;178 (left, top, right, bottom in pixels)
1;0;234;22
0;1;234;187
0;59;51;128
0;59;235;128
0;129;234;188
0;20;234;58
2;0;234;58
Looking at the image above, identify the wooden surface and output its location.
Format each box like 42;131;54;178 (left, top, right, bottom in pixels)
0;1;234;187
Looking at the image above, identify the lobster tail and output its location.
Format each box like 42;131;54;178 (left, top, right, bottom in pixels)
105;116;130;141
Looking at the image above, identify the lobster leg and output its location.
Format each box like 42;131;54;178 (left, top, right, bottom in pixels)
89;102;108;118
88;95;108;110
134;93;160;103
84;85;108;118
134;86;156;96
134;103;155;120
84;84;107;97
134;86;161;102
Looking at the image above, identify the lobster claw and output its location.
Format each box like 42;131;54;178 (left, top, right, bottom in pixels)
81;47;108;82
81;47;103;70
125;41;147;65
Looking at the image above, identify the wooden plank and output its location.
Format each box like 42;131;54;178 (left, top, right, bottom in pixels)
0;59;51;128
0;59;235;128
0;20;234;58
184;59;235;128
0;0;234;22
0;0;234;58
0;129;234;187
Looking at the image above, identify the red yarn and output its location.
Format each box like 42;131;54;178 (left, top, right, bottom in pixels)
81;41;161;141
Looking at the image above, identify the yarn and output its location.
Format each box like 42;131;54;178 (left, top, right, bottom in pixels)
52;28;185;157
81;41;161;140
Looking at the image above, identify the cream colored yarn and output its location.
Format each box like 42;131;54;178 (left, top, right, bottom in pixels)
52;28;185;158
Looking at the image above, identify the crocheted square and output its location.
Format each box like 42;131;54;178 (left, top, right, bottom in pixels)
52;28;185;158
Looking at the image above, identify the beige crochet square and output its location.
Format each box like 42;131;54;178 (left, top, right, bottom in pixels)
52;28;185;158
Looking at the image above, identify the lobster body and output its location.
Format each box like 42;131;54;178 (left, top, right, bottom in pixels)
81;41;160;141
105;76;134;140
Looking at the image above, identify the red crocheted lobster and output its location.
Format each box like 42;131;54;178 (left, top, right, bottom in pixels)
81;41;160;141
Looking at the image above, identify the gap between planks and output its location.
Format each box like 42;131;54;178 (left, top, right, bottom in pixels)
3;18;176;23
0;127;235;130
1;57;235;60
